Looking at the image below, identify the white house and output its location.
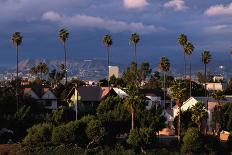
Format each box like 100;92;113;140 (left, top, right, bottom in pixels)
173;96;232;131
23;87;58;110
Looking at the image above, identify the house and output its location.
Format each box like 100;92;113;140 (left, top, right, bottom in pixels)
173;96;232;132
206;83;226;91
23;86;58;110
213;74;224;83
139;89;172;109
66;86;112;115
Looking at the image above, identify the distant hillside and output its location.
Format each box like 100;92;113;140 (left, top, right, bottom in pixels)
2;58;125;80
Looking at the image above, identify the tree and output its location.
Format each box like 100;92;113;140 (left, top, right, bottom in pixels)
170;79;188;141
184;41;194;97
23;123;53;145
201;50;212;97
181;128;204;154
11;32;23;111
130;33;140;65
212;90;225;133
178;33;188;78
159;57;170;109
103;34;113;88
36;62;49;80
191;102;208;131
58;28;69;89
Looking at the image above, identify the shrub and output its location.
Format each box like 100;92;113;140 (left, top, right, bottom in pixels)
181;127;204;155
22;123;53;145
51;119;90;145
85;119;106;144
127;127;154;149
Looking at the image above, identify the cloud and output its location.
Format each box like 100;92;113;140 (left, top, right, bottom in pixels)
164;0;188;11
205;2;232;16
204;24;232;33
123;0;148;9
42;11;165;34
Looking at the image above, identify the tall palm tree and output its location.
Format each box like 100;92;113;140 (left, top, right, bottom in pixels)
178;33;188;78
37;62;49;80
11;32;23;111
201;50;211;97
184;42;194;97
58;28;69;87
170;79;188;141
159;57;170;109
103;34;113;88
130;33;140;65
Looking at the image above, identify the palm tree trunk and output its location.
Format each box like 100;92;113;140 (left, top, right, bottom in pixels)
63;42;68;100
163;72;166;109
204;64;207;97
183;52;186;79
131;107;134;130
107;47;110;89
134;44;137;65
189;55;192;97
16;45;19;111
178;109;181;142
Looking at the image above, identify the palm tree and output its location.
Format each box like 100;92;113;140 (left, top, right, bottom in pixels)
58;28;69;87
170;79;188;141
130;33;140;65
184;42;194;97
212;90;225;133
103;34;113;88
12;32;23;111
191;102;208;132
201;50;212;97
37;62;49;80
178;33;188;78
159;57;170;109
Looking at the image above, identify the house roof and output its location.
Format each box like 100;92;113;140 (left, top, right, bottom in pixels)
23;85;56;99
139;88;171;100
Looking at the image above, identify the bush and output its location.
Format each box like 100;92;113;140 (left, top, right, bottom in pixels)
51;120;89;145
85;119;106;144
127;127;154;149
22;123;53;145
203;135;221;154
181;127;204;155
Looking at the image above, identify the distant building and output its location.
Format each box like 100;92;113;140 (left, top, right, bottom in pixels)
206;83;226;91
213;74;224;82
109;66;119;78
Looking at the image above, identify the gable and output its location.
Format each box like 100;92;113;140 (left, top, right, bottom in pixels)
41;90;57;100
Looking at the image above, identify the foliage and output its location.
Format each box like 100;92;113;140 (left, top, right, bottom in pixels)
181;128;204;155
221;103;232;132
173;110;196;135
191;102;208;131
48;108;75;125
85;119;106;144
22;123;53;145
127;127;154;149
170;79;188;106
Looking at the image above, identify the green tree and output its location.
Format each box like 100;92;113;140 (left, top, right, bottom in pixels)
191;102;208;131
170;79;188;141
86;119;106;146
212;90;225;133
11;32;23;111
103;34;113;88
130;33;140;65
58;28;69;88
159;56;170;109
201;50;212;97
178;33;188;78
181;128;204;155
184;41;194;97
23;123;53;145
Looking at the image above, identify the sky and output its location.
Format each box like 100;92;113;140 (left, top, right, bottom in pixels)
0;0;232;67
